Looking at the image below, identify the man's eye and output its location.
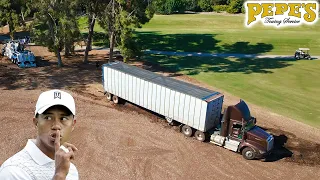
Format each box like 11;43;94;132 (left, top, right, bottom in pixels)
61;117;68;121
45;116;52;120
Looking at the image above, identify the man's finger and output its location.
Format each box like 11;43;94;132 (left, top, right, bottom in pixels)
64;142;78;151
54;130;61;153
68;147;75;160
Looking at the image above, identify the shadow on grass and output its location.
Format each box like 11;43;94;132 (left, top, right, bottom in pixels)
141;54;295;74
135;31;274;54
133;31;295;74
135;32;222;53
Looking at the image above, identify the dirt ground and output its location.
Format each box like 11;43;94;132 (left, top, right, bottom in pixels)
1;44;320;180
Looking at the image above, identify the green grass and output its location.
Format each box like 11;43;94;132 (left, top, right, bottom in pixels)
143;55;320;128
135;14;320;55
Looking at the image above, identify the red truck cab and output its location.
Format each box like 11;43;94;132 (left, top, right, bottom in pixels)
210;100;274;160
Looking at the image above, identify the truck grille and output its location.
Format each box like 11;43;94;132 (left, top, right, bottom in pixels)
267;135;274;152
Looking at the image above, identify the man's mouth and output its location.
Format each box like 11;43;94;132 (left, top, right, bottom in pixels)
49;133;62;142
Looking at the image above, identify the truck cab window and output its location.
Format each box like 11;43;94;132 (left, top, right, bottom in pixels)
233;124;242;129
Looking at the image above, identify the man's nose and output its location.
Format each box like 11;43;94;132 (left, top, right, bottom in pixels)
51;120;62;130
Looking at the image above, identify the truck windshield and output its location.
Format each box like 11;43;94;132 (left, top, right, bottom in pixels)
245;120;255;131
235;100;256;131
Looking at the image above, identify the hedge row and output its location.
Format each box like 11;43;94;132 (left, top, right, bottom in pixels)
154;0;245;14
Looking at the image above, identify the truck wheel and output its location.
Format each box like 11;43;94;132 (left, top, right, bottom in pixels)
181;125;193;137
106;92;112;101
242;147;256;160
194;130;206;142
112;95;119;104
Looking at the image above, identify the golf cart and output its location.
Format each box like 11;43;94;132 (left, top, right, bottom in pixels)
294;48;311;60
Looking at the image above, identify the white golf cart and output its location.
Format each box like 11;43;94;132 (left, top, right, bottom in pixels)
294;48;311;60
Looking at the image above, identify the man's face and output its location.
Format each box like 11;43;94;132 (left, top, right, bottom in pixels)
33;105;76;151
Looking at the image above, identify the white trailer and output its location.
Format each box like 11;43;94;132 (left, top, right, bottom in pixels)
102;61;224;141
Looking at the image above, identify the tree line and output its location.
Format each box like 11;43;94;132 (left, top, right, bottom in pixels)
154;0;320;15
154;0;245;15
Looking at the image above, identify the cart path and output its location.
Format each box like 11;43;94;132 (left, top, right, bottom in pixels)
72;46;320;60
143;49;320;60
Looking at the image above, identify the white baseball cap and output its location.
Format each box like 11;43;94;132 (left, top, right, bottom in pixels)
35;89;76;116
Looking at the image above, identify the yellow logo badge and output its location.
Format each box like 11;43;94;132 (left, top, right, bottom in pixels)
244;1;319;28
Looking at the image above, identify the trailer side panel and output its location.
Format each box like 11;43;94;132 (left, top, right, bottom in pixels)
102;62;224;132
193;98;203;130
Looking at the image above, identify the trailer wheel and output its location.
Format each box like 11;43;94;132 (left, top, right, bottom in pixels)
194;130;206;142
242;147;256;160
165;117;174;125
106;92;112;101
181;125;193;137
112;95;119;104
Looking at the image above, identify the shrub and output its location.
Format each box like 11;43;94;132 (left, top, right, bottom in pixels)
198;0;214;12
212;5;228;12
185;0;202;11
154;0;186;14
226;0;244;14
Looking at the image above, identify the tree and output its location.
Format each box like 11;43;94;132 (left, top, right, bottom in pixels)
98;0;155;62
198;0;214;12
61;1;82;56
31;0;81;67
226;0;244;14
153;0;186;15
78;0;109;64
0;0;32;39
185;0;201;12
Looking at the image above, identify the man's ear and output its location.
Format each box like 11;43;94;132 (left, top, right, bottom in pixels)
71;119;76;132
33;117;38;127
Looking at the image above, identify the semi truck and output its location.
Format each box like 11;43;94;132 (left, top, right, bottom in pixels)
102;61;274;160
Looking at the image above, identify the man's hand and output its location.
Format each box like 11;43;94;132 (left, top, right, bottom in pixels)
53;130;78;180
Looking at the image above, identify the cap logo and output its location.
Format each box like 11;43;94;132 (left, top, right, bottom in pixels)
54;91;61;99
